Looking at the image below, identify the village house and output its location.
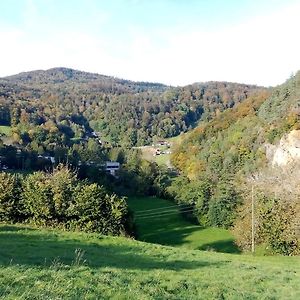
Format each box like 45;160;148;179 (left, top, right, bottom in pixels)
105;161;120;176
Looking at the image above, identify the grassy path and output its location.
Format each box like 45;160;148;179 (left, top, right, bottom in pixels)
0;125;11;136
0;224;299;299
127;196;239;253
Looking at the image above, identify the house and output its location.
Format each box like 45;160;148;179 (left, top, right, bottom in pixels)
157;140;166;146
37;155;55;164
105;161;120;176
45;156;55;164
154;149;161;156
91;131;98;137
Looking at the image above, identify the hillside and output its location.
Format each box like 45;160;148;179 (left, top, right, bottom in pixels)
3;67;167;93
0;67;265;146
172;72;300;178
0;224;299;299
1;68;298;256
170;72;300;254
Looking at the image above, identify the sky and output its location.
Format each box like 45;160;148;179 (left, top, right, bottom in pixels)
0;0;300;86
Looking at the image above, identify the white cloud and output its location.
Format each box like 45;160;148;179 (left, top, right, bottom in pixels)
0;1;299;86
142;1;300;86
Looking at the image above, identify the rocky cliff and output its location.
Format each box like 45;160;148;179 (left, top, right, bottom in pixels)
266;130;300;166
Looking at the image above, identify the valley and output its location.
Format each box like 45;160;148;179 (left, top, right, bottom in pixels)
0;67;299;299
1;0;300;298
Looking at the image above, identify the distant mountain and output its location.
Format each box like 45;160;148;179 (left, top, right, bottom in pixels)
0;67;265;146
3;67;168;93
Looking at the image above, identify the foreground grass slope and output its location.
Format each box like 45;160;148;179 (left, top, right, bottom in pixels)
127;196;239;253
1;225;299;299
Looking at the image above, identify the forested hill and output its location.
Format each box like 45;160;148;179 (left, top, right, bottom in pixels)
0;67;265;146
171;71;300;181
3;67;167;93
169;72;299;255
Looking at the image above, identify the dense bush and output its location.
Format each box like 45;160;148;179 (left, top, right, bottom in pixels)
257;196;299;255
0;173;23;221
22;172;55;225
208;182;240;228
233;192;300;256
167;176;240;228
0;166;131;236
71;184;128;235
21;167;78;225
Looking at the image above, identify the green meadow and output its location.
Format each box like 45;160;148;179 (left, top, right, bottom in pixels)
0;224;299;299
0;125;11;136
127;196;240;253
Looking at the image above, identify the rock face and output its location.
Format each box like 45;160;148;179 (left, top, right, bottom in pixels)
266;130;300;166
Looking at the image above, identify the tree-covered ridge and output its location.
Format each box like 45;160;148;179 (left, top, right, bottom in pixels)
170;72;300;255
4;67;168;93
259;73;300;119
171;91;270;179
0;68;299;255
171;72;300;179
0;68;264;146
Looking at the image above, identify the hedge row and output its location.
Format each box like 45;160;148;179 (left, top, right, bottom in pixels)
0;166;131;236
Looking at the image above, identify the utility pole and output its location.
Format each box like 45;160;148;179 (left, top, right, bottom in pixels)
251;184;255;253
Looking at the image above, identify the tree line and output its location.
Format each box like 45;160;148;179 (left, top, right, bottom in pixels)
0;165;133;236
0;67;264;147
170;72;300;255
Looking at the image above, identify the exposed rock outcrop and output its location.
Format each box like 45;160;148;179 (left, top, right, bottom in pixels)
266;130;300;166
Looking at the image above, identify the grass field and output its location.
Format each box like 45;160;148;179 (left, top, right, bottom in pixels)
0;125;11;136
0;224;299;299
137;145;172;167
127;196;239;253
153;152;171;166
166;134;186;145
138;134;188;167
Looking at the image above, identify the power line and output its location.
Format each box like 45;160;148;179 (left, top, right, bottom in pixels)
135;205;194;217
135;209;195;220
135;208;195;220
135;208;192;217
134;204;193;214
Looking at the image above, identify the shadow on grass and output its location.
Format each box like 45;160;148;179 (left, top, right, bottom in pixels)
0;225;37;232
198;240;241;254
139;225;200;245
129;197;240;254
0;228;226;271
136;221;240;254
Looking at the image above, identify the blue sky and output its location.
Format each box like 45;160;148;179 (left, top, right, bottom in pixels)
0;0;300;86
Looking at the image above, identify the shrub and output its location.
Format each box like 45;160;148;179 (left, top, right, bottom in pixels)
0;172;23;222
20;166;130;235
22;172;55;225
257;196;299;256
0;165;133;236
233;192;300;255
208;182;240;228
70;183;128;235
50;165;77;221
